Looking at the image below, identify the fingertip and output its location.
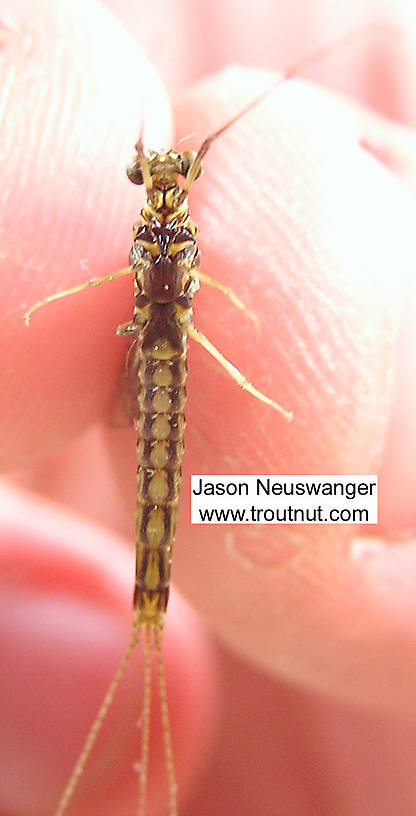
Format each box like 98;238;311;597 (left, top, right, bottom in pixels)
1;0;172;467
175;68;411;472
166;70;416;692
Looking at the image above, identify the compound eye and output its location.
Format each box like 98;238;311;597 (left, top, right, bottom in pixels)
180;150;202;180
126;156;144;185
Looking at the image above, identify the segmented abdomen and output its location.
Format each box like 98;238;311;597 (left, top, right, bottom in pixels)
134;303;188;624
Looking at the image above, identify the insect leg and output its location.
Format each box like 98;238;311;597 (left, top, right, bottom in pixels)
116;321;140;335
23;266;132;325
194;270;259;325
187;324;293;421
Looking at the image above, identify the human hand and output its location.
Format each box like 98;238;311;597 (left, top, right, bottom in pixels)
2;0;416;814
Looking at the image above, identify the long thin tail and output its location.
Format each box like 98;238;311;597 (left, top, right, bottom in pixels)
138;624;152;816
53;612;141;816
154;624;178;815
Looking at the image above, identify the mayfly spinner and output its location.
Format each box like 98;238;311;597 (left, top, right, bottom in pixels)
24;22;383;816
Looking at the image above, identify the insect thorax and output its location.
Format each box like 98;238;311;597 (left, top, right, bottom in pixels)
130;191;200;305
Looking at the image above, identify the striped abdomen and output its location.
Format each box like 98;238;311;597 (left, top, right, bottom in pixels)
134;302;188;624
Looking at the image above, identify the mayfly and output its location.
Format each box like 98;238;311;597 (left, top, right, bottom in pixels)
24;22;385;816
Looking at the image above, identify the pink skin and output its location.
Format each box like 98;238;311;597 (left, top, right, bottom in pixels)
2;0;416;814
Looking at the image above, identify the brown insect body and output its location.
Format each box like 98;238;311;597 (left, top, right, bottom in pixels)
23;25;374;813
120;149;201;625
23;138;292;816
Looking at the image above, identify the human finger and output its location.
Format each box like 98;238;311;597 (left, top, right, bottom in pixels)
0;0;170;469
